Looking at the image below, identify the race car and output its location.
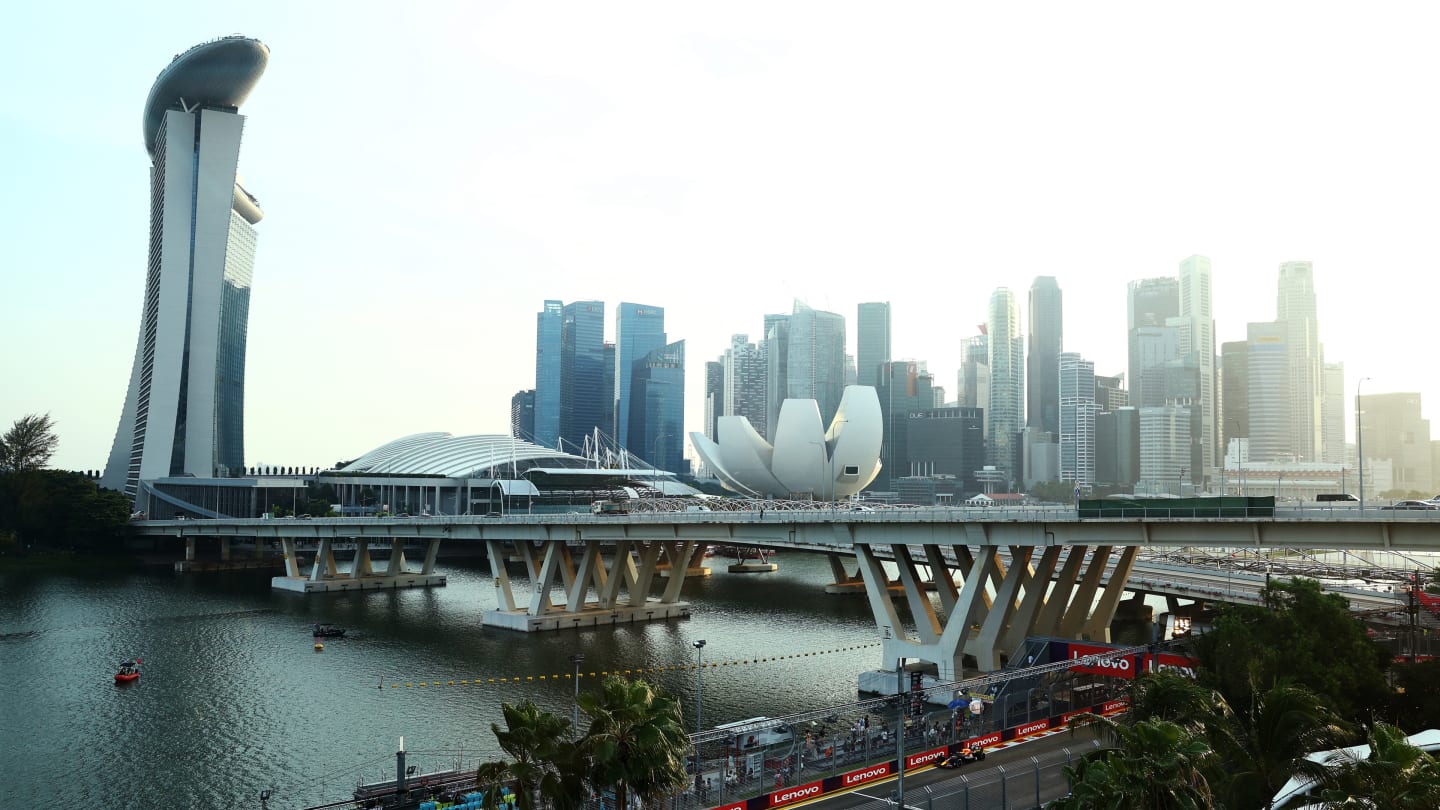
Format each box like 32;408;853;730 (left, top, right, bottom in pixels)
935;744;986;768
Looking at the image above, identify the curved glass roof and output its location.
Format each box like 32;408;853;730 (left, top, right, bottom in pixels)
144;36;269;155
338;433;593;478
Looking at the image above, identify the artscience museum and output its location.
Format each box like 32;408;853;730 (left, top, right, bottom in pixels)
689;385;883;500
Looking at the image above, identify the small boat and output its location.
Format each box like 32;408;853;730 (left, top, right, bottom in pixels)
114;658;141;683
311;623;346;638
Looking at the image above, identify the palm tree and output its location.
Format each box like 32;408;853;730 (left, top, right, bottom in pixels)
577;676;689;810
1053;713;1218;809
476;700;587;810
1316;722;1440;808
1217;683;1350;810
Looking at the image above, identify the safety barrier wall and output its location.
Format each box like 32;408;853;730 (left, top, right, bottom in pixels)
702;698;1128;810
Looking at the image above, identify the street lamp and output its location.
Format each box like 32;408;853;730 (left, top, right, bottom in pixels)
1357;377;1372;513
568;653;585;734
693;640;706;794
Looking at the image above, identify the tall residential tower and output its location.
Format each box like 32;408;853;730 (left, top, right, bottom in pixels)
103;37;270;503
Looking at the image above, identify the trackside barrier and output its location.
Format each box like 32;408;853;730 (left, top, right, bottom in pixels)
697;699;1127;810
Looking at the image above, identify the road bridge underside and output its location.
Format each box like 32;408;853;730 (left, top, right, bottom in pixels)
272;537;447;593
851;543;1138;677
484;539;698;632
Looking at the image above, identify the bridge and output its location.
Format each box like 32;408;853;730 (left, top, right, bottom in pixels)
133;505;1440;679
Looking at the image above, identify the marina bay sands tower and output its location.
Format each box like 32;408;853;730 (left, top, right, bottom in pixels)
102;37;269;503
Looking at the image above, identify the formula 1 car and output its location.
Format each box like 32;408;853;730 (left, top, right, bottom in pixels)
936;744;987;769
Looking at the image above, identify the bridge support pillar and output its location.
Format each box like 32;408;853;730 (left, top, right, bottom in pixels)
854;540;1148;679
271;536;446;594
220;537;231;561
483;539;692;632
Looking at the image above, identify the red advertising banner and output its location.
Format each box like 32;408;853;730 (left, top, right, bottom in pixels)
1100;698;1130;716
1068;643;1137;679
964;730;1003;750
1144;653;1199;679
712;803;746;810
769;780;823;808
1060;709;1090;726
839;763;892;788
1013;718;1050;738
905;746;948;770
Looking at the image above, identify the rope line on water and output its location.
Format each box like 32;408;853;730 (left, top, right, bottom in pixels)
379;642;882;689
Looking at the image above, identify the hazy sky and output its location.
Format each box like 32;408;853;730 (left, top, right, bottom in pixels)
5;2;1438;473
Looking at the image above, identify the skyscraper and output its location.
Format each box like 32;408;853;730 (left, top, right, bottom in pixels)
1178;255;1216;474
876;360;933;490
986;288;1025;480
763;313;790;441
1220;340;1249;455
1027;277;1063;436
1126;277;1180;411
560;301;606;453
103;37;270;502
1059;352;1098;488
628;341;686;473
856;302;892;388
786;301;847;428
1322;361;1346;465
1247;321;1290;462
510;390;536;443
704;359;724;443
723;334;767;431
613;302;666;452
1277;262;1324;462
534;300;563;448
1359;392;1433;493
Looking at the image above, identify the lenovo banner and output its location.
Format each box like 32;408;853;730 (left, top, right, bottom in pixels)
840;763;891;788
1013;718;1050;738
1101;698;1130;716
1068;643;1137;679
768;780;823;808
1145;653;1199;679
964;730;1003;750
905;747;948;770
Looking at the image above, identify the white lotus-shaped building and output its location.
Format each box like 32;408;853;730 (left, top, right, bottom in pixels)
690;385;883;500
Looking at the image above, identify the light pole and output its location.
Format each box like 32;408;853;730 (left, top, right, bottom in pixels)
895;658;906;810
693;640;706;795
1357;377;1372;513
568;653;585;734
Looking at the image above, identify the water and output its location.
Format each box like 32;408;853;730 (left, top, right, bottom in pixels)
0;552;884;809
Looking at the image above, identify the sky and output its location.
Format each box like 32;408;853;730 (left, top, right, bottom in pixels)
4;2;1439;473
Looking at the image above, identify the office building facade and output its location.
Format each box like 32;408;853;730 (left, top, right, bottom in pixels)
1027;276;1063;436
1178;255;1216;474
1246;322;1290;462
510;389;536;443
856;302;892;388
723;334;768;433
786;301;847;429
1277;262;1324;462
103;37;270;502
534;300;564;448
1059;352;1098;488
986;289;1024;481
559;301;607;453
613;302;667;452
628;341;686;473
1126;276;1180;411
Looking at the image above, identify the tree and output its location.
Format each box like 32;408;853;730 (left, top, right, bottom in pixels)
1054;714;1219;809
1191;577;1391;723
577;676;689;810
475;700;586;810
1030;480;1078;504
0;413;59;472
1216;683;1349;810
1317;722;1440;808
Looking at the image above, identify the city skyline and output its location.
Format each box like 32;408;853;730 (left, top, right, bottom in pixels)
6;3;1440;472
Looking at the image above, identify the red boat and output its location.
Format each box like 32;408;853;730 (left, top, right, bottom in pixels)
114;658;141;683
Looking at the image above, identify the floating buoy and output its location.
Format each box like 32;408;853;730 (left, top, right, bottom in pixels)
314;642;324;651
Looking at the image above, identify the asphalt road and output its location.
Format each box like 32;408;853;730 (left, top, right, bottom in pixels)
805;725;1103;810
